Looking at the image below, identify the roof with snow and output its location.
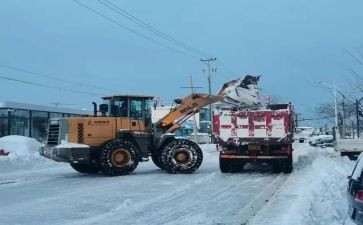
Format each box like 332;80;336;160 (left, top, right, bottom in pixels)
0;101;90;115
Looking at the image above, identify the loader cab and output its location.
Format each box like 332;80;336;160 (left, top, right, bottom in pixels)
102;94;153;132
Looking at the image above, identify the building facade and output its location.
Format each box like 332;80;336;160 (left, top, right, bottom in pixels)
0;101;89;141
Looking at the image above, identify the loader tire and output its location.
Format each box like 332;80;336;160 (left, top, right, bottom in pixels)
99;139;139;176
160;139;203;174
282;156;293;174
219;154;244;173
151;150;164;170
70;163;99;173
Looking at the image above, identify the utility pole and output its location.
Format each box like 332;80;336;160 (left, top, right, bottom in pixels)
200;57;217;133
333;81;338;129
357;99;361;138
295;113;299;131
181;76;202;142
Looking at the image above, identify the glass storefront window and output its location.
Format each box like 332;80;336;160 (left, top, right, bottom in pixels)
10;109;30;118
50;113;63;118
31;111;49;141
0;109;8;117
0;118;8;137
10;118;29;136
0;107;84;139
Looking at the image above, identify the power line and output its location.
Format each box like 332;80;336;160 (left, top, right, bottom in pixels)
73;0;242;84
0;75;102;96
100;0;241;82
98;0;210;58
0;64;111;93
216;60;238;78
72;0;197;59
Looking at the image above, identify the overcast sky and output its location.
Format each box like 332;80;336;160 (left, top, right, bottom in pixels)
1;0;363;125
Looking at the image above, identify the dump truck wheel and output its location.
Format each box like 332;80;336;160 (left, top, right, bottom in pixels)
282;156;293;174
70;163;99;173
99;139;139;176
219;156;232;173
161;139;203;174
219;154;244;173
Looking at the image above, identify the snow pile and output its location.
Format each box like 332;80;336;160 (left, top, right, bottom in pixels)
249;143;355;225
0;135;41;157
0;135;58;172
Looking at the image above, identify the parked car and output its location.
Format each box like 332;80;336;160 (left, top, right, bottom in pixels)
335;139;363;160
347;154;363;224
298;137;306;143
309;136;334;148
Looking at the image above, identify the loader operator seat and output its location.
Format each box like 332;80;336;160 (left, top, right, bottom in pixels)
120;102;128;117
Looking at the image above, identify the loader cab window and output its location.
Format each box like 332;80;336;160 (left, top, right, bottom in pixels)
108;99;128;117
145;100;152;121
130;99;142;119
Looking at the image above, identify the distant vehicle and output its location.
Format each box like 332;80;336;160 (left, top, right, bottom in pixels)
309;136;334;148
295;127;314;143
298;137;306;143
334;139;363;160
213;103;294;173
347;154;363;224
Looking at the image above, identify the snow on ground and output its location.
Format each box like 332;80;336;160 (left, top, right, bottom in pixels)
0;136;357;225
249;142;356;225
0;135;61;173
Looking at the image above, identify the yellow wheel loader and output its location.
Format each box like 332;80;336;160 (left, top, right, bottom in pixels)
40;93;222;176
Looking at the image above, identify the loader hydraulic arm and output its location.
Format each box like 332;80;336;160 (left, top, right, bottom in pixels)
156;93;223;134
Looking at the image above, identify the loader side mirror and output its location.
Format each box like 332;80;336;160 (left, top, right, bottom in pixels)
174;99;182;104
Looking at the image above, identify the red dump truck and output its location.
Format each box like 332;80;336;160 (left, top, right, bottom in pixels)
213;103;294;173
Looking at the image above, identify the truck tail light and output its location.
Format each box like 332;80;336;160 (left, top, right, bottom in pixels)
355;191;363;202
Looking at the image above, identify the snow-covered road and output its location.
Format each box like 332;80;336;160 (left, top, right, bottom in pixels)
0;145;288;225
0;142;356;225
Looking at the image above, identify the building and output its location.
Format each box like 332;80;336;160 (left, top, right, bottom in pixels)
0;101;89;141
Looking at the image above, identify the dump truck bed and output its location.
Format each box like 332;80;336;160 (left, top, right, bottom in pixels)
213;106;293;143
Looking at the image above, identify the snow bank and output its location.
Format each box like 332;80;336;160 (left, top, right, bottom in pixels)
0;135;41;157
249;143;355;225
0;135;60;172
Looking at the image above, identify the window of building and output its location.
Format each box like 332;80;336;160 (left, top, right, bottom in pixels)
9;109;30;136
50;112;63;118
0;117;8;137
31;111;49;141
0;109;8;137
0;109;8;117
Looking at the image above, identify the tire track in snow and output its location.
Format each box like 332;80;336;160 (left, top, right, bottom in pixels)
74;172;281;225
239;174;289;225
